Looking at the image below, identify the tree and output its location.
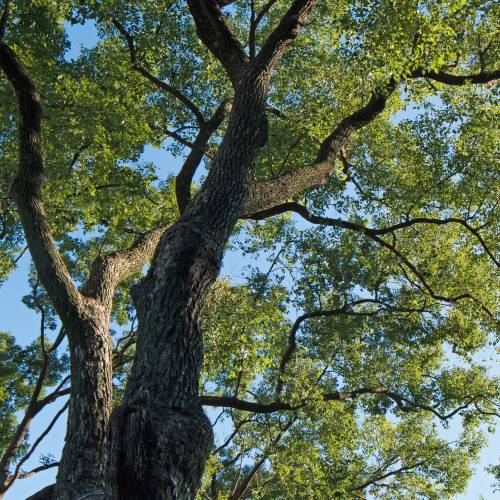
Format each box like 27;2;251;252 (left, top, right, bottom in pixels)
0;0;498;498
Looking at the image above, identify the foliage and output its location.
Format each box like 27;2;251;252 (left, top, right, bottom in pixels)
0;331;68;457
0;0;498;497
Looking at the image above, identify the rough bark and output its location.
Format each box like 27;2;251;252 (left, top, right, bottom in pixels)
84;225;169;308
54;304;113;500
106;71;270;499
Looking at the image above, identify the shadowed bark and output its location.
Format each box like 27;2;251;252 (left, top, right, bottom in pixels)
25;484;55;500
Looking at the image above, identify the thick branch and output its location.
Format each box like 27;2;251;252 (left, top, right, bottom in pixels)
229;454;267;500
26;484;56;500
0;41;82;322
76;65;499;319
244;87;395;214
244;68;499;216
201;387;388;413
83;223;170;306
187;0;248;85
254;0;318;75
88;4;322;304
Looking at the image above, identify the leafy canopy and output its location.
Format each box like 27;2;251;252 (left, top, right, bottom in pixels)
0;0;498;497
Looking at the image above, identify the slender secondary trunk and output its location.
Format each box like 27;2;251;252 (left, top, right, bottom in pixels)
106;76;269;498
0;38;114;500
55;302;113;500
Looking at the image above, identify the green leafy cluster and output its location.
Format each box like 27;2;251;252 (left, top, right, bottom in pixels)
0;0;498;497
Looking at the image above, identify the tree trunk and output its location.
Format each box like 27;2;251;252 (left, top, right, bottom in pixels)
0;36;114;500
106;228;216;498
106;77;269;498
55;303;113;500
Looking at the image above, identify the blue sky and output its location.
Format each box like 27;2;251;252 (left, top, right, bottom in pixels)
1;18;499;500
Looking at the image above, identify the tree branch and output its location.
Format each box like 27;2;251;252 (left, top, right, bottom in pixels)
69;141;91;168
201;387;387;413
243;86;395;215
187;0;248;85
248;202;498;267
152;125;216;158
35;384;70;410
112;18;206;125
247;202;495;316
0;0;10;40
229;454;267;500
11;462;59;481
25;484;55;500
0;38;82;323
228;417;295;500
254;0;318;75
244;67;499;216
77;63;499;318
201;388;497;421
176;100;229;214
411;68;500;85
213;417;254;455
274;299;428;396
351;459;427;492
392;385;497;420
5;402;68;490
255;0;279;28
0;321;66;489
83;223;171;306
